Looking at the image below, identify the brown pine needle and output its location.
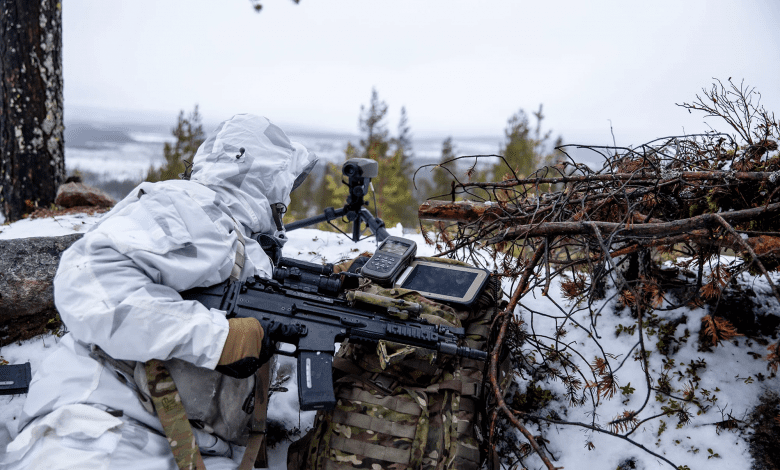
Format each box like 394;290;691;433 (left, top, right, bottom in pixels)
701;315;743;346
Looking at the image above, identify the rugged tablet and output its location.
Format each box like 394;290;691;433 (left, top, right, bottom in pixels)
394;260;490;307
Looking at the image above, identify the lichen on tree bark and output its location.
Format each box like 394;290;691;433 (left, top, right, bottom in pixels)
0;0;65;222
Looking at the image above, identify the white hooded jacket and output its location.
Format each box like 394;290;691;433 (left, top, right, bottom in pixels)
2;115;317;469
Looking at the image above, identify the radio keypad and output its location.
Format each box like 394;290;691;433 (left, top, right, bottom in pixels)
368;254;397;273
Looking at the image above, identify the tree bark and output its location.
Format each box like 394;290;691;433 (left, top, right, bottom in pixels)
418;199;511;223
0;234;81;346
0;0;65;222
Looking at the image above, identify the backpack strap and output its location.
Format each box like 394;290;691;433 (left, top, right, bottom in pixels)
424;379;482;397
230;219;274;470
144;218;249;470
336;388;423;416
229;218;247;282
145;359;207;470
239;362;272;470
329;437;412;465
330;410;417;439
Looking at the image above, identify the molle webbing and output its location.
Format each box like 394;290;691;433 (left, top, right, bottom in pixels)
288;268;497;470
401;357;441;376
460;357;486;370
455;444;481;463
336;388;423;416
331;409;417;439
458;396;475;414
329;436;411;465
457;419;472;436
465;323;491;339
424;379;481;396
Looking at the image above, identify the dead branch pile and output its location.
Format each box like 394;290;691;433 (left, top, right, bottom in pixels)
417;80;780;469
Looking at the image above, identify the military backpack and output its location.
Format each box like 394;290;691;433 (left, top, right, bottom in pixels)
287;257;501;470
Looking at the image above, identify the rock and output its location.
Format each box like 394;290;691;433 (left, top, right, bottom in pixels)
55;182;115;208
0;234;82;346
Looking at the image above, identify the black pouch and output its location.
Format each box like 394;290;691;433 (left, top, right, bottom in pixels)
0;362;32;395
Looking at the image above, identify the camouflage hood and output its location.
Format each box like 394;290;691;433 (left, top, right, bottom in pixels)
189;114;318;234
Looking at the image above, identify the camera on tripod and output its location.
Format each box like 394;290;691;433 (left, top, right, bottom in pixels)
342;158;377;211
285;158;389;242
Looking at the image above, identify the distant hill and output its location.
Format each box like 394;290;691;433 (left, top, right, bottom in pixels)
65;123;135;148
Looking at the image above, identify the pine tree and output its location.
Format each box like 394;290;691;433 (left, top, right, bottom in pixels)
322;160;351;211
493;108;537;181
356;90;417;228
146;106;205;182
359;89;390;161
375;148;417;227
395;106;413;160
306;89;419;231
287;169;320;221
394;106;425;207
491;104;563;183
428;137;457;200
298;145;355;232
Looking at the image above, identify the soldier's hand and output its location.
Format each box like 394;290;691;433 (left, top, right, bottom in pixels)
216;317;266;379
256;320;304;364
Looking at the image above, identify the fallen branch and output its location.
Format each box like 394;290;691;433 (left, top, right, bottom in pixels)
456;170;780;190
484;202;780;244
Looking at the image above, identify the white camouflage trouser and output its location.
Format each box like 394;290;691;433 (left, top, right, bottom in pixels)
1;404;243;470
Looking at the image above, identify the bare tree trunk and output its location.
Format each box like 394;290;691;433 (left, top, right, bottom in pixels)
0;0;65;222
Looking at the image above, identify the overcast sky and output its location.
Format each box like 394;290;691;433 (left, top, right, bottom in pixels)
63;0;780;145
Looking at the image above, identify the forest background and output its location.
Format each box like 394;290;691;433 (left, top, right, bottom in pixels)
119;88;564;232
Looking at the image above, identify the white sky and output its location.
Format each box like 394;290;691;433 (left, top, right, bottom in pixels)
63;0;780;145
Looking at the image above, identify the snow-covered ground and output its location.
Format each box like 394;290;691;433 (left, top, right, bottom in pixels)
512;261;780;469
2;211;779;469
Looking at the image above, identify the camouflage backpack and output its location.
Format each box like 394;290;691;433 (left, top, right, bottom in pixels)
287;257;500;470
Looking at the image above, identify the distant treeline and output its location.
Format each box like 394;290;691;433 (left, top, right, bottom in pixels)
144;90;564;230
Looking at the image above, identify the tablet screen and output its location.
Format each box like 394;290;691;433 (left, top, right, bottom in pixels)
402;264;479;298
396;260;489;306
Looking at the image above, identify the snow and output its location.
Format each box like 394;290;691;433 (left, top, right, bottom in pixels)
0;212;101;240
501;256;780;469
1;211;778;469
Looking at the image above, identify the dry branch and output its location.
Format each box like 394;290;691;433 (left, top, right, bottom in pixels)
418;80;780;470
485;202;780;244
457;170;780;189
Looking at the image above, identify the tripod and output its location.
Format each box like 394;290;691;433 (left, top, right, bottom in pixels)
285;158;390;242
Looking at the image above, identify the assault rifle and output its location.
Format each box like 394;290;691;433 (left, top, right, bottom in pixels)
181;256;488;411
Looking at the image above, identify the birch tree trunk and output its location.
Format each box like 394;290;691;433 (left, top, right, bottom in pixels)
0;0;65;222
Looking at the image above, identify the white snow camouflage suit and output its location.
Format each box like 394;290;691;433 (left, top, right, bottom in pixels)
1;114;317;470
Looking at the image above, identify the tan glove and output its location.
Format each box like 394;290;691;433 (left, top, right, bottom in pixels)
216;317;265;379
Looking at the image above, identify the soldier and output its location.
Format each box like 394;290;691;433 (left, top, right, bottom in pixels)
1;114;317;470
